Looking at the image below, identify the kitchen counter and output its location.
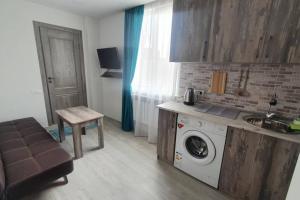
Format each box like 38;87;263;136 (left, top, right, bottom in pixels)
157;101;300;144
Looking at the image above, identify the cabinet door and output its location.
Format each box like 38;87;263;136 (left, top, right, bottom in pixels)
288;21;300;63
170;0;215;62
219;127;300;200
209;0;271;63
157;109;177;164
260;139;300;200
219;127;275;200
261;0;300;63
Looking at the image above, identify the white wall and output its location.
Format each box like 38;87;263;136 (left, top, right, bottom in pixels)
98;12;124;121
286;154;300;199
83;17;103;113
0;0;99;126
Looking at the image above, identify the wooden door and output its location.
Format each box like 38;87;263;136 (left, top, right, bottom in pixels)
261;0;300;63
169;0;215;62
219;127;300;200
34;22;87;124
209;0;271;63
157;109;178;164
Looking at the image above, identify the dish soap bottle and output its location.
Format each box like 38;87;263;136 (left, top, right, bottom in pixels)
289;117;300;132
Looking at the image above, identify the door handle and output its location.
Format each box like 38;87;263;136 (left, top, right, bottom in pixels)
47;77;55;83
171;113;176;129
202;41;208;60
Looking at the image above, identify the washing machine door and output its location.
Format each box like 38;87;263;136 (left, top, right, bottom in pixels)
182;130;216;165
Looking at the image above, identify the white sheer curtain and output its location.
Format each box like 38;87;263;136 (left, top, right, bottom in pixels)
132;0;179;143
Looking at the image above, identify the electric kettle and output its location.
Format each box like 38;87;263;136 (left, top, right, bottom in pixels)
183;88;195;105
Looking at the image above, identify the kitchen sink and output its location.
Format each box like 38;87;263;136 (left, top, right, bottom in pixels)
243;114;299;134
243;114;265;127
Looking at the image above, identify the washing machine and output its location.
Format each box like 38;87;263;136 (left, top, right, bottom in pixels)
174;114;227;188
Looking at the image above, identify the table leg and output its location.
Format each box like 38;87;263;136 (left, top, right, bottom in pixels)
97;118;104;148
72;124;83;159
58;117;65;142
81;127;86;135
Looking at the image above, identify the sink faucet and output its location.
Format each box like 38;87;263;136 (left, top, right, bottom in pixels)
266;112;276;119
266;93;277;119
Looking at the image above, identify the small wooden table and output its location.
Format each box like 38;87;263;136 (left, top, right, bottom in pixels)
56;106;104;159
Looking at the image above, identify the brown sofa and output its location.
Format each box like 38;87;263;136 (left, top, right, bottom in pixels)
0;117;73;200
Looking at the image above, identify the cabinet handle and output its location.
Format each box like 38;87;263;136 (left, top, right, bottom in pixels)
202;41;208;60
172;113;177;129
265;35;273;59
255;37;263;59
171;113;174;129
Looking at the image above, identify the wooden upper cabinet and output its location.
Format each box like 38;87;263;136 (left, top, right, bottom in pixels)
170;0;215;62
261;0;300;63
208;0;272;63
289;20;300;63
169;0;300;63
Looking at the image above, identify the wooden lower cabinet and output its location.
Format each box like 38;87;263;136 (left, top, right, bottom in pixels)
156;111;299;199
157;109;178;164
219;127;300;200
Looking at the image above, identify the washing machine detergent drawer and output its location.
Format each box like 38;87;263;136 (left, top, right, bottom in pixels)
174;150;221;188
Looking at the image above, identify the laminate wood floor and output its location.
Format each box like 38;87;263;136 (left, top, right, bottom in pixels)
24;118;231;200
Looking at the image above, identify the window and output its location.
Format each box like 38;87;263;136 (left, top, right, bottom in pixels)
131;0;179;98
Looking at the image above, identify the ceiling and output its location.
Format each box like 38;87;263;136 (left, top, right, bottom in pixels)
26;0;155;19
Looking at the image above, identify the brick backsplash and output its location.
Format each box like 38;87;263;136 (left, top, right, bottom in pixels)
179;63;300;118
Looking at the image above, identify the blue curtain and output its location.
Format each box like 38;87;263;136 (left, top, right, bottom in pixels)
122;5;144;131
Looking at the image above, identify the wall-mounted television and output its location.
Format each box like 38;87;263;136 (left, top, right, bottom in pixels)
97;47;121;69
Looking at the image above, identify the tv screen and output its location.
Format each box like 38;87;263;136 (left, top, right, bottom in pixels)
97;47;121;69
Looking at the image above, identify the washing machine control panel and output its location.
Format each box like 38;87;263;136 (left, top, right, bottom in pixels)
177;114;227;136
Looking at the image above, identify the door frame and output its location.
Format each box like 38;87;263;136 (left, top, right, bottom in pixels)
33;21;87;125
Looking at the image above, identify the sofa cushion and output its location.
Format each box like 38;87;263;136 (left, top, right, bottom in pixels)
0;132;20;142
5;158;42;186
0;117;73;200
0;139;26;153
2;147;31;165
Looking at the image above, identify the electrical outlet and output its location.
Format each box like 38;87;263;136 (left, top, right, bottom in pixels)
195;89;205;96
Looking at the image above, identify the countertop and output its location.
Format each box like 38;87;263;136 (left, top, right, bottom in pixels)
157;101;300;144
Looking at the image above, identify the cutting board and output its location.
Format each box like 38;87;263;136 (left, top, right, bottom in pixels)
210;71;220;93
210;70;227;94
